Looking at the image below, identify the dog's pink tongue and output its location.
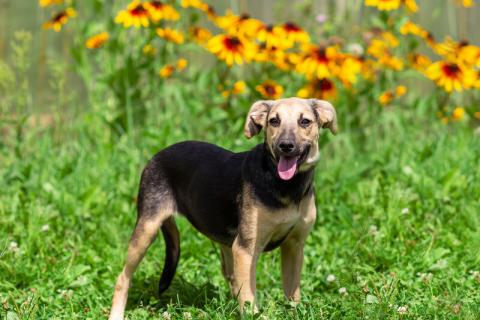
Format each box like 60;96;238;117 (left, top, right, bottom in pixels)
277;156;298;180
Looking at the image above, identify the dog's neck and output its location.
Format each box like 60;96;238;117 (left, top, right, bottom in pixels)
244;143;315;209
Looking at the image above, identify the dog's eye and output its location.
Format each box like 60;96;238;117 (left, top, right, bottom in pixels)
299;118;312;127
269;118;280;127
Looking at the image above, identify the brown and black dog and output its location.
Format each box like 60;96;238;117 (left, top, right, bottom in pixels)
109;97;337;319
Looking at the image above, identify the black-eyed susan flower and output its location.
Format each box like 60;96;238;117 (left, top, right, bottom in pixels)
43;8;76;32
214;11;263;38
115;1;150;28
297;78;337;100
39;0;63;7
207;34;256;66
365;0;401;11
190;26;212;44
396;85;407;97
181;0;209;12
409;53;431;72
145;1;179;22
159;65;175;78
335;57;363;87
400;21;428;38
402;0;419;12
378;91;394;106
277;22;310;44
379;54;404;71
156;28;185;44
434;38;480;68
256;80;284;99
296;45;339;79
85;32;109;49
257;24;291;49
426;61;476;92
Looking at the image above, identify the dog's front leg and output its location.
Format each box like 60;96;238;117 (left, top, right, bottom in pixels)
281;194;317;303
231;236;259;312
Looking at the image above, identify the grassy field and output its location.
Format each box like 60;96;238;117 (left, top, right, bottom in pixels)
1;104;479;319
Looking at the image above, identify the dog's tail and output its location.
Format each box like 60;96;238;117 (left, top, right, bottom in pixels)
159;216;180;295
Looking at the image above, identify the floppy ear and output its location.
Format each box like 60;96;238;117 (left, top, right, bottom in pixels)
244;100;274;139
308;99;338;135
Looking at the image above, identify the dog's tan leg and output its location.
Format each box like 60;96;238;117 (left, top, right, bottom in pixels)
220;244;234;292
231;237;259;312
109;213;171;320
280;238;305;302
281;194;317;303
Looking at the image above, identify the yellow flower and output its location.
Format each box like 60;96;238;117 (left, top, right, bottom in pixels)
207;34;256;66
190;26;212;44
159;65;175;78
143;44;157;56
409;53;432;72
85;32;109;49
256;80;284;99
115;1;150;28
297;78;337;100
395;85;407;97
365;0;401;11
335;57;363;87
378;91;394;106
39;0;63;7
382;32;399;48
145;1;179;22
156;28;184;44
176;58;188;70
379;54;404;71
277;22;310;44
426;61;476;92
402;0;419;12
455;0;474;7
42;8;76;32
257;24;291;49
296;45;339;79
400;21;428;38
215;11;263;39
452;107;465;121
181;0;209;11
222;80;247;97
474;111;480;120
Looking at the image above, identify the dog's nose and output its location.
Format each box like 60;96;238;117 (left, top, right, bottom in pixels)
279;141;295;153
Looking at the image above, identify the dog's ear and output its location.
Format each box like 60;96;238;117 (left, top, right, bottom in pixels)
308;99;338;135
244;100;274;139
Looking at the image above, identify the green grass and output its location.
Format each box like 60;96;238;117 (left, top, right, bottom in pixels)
1;107;479;319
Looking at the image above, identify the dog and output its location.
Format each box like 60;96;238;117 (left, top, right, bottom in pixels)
109;97;337;319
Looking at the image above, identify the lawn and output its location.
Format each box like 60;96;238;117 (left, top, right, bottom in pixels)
1;105;479;319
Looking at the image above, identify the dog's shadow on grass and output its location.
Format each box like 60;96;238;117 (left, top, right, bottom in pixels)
127;275;221;311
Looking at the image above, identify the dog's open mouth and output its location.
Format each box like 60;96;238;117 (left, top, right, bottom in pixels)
277;146;310;181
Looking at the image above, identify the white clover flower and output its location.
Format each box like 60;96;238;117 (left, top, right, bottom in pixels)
339;287;348;295
397;305;408;314
9;241;19;253
162;311;171;320
183;311;192;319
369;225;379;236
41;224;50;232
401;208;410;214
326;274;336;282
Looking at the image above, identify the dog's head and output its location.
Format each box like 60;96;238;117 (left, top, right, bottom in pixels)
244;97;337;180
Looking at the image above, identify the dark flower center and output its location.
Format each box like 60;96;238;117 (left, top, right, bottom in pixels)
284;22;301;32
442;63;461;79
223;37;242;51
316;79;334;91
313;48;329;63
264;84;276;96
53;11;67;22
131;4;148;16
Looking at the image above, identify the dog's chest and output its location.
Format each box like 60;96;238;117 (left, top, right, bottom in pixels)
266;205;302;244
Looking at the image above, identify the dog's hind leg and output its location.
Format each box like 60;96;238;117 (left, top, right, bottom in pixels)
220;244;234;293
109;181;176;320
